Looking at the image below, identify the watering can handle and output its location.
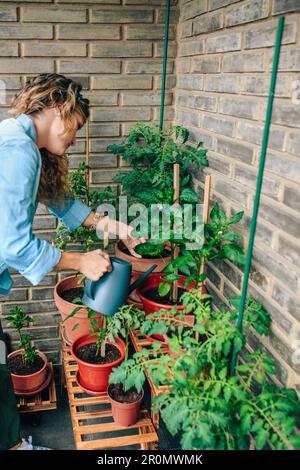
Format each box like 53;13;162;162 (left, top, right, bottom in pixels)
128;264;157;294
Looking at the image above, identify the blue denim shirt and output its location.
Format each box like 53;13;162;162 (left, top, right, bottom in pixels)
0;113;92;294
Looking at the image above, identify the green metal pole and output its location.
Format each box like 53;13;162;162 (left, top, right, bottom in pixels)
159;0;171;130
230;16;285;377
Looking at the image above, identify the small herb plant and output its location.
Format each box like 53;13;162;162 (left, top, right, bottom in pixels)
53;162;117;252
65;301;144;359
6;306;38;365
110;295;300;450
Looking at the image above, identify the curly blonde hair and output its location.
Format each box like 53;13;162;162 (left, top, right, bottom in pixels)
9;73;90;202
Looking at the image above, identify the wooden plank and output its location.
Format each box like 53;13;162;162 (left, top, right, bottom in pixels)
77;432;158;450
74;418;152;434
60;323;158;450
17;362;57;413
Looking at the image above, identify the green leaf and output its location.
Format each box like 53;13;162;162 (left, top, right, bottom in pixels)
158;282;171;297
223;244;245;265
72;323;80;331
254;429;269;450
229;211;244;225
180;188;199;203
162;273;181;282
210;203;227;225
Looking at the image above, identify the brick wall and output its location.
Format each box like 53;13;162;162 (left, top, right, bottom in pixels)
0;0;177;364
175;0;300;391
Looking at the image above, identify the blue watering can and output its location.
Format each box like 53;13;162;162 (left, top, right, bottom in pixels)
82;256;157;316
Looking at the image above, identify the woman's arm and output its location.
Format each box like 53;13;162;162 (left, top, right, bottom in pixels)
55;249;111;281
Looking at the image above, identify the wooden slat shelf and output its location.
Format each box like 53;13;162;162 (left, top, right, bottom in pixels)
130;330;171;430
16;362;57;413
60;324;158;450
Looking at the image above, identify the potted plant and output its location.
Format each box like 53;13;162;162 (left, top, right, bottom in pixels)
108;122;209;305
6;306;50;395
107;383;144;427
136;203;245;341
68;303;144;394
110;293;300;449
54;163;116;342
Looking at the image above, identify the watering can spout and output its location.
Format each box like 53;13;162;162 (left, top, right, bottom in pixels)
128;264;157;294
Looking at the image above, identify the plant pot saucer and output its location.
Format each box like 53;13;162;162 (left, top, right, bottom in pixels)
75;370;108;397
13;364;52;396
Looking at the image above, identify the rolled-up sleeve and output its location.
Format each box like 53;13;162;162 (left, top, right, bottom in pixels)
47;196;92;233
0;141;62;285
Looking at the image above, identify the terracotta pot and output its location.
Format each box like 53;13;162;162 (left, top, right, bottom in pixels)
115;241;171;307
71;334;125;393
54;276;102;343
137;273;207;341
8;350;48;394
108;384;144;427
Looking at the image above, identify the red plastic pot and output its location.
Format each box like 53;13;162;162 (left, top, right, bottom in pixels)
54;275;102;344
137;273;207;341
108;384;144;427
71;334;125;393
8;350;48;394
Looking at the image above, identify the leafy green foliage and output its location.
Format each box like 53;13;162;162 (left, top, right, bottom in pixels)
107;122;208;258
65;298;144;358
53;162;117;251
6;306;38;365
108;123;208;206
162;202;245;290
109;293;300;450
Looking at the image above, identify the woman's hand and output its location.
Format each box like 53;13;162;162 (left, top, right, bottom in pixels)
95;216;147;258
78;249;112;281
120;223;147;258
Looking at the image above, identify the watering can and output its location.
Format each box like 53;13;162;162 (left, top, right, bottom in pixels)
82;256;157;316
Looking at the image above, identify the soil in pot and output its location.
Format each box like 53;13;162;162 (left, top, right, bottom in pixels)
108;383;142;404
8;354;45;375
76;343;121;365
143;286;186;306
60;287;84;303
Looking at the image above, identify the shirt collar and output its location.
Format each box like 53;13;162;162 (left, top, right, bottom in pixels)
16;113;37;143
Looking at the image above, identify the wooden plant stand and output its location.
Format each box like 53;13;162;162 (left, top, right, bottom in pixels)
16;362;57;414
60;324;158;450
129;330;171;430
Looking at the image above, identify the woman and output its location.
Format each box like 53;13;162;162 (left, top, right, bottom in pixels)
0;73;143;450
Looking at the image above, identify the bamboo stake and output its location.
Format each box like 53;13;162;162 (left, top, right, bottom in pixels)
172;164;180;303
196;175;211;342
100;317;107;358
200;175;211;279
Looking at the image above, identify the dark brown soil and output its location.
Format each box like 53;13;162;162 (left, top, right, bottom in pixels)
108;383;142;404
143;286;186;305
61;287;84;303
76;342;121;364
8;354;45;376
